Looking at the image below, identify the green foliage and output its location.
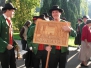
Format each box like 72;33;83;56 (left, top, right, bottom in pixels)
40;0;50;14
10;0;40;30
7;0;88;36
40;0;61;15
68;36;77;47
67;0;79;35
50;0;61;8
75;0;80;16
61;0;68;20
13;33;21;40
80;0;88;15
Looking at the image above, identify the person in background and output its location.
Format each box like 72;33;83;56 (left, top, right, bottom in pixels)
27;16;39;35
26;16;39;68
80;16;89;33
0;3;17;68
74;19;83;49
25;15;45;68
20;20;32;68
20;20;31;50
78;20;91;67
27;14;48;68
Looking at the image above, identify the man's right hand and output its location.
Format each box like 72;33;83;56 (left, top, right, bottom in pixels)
7;44;13;50
86;43;90;48
45;46;52;52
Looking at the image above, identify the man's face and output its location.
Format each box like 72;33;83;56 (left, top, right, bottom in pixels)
78;20;82;24
83;18;88;23
52;10;61;19
7;9;15;18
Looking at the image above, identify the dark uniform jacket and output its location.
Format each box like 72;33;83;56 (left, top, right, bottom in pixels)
0;15;16;53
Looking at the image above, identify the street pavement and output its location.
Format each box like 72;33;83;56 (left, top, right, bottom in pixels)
0;40;91;68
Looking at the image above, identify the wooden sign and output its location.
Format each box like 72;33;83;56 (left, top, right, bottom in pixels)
33;19;70;47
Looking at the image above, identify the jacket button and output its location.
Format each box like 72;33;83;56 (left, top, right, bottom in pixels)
6;32;7;34
5;38;7;39
34;47;36;48
2;47;3;48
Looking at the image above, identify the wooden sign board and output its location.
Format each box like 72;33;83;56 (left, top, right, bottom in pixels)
33;19;71;47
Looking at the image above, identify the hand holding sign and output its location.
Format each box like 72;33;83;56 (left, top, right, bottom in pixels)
33;19;71;68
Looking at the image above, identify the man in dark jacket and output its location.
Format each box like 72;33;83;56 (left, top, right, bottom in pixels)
45;5;76;68
0;3;17;68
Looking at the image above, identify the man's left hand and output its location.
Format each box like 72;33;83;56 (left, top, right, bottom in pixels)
62;26;71;32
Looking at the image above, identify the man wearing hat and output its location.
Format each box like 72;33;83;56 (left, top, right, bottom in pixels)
27;16;39;35
26;16;39;68
74;19;83;49
0;3;17;68
27;15;48;68
45;5;75;68
80;15;89;33
27;15;46;35
78;19;91;67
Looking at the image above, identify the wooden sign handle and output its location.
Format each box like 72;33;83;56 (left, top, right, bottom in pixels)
45;45;51;68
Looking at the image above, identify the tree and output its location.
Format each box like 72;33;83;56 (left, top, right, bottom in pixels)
9;0;40;31
61;0;68;20
80;0;88;16
74;0;81;16
40;0;61;15
68;2;77;27
50;0;61;8
40;0;50;14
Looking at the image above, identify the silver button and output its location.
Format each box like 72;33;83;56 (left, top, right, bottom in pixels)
6;27;7;28
2;47;3;48
6;32;7;34
34;47;36;48
5;38;7;39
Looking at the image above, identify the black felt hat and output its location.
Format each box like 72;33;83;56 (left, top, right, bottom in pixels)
43;13;49;17
38;14;45;20
82;16;89;19
32;16;39;21
49;5;64;13
78;19;82;22
2;3;16;11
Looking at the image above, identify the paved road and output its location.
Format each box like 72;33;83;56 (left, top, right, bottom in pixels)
0;40;91;68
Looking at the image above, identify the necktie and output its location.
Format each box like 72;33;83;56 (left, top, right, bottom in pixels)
6;18;13;45
78;25;80;33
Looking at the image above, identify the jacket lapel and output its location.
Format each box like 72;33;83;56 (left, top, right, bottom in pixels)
2;15;9;26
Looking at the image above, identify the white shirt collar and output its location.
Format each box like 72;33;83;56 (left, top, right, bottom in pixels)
3;14;11;20
3;14;12;26
3;14;7;19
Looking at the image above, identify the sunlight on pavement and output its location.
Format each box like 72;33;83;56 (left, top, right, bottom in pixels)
67;52;78;62
68;47;77;51
76;63;81;68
